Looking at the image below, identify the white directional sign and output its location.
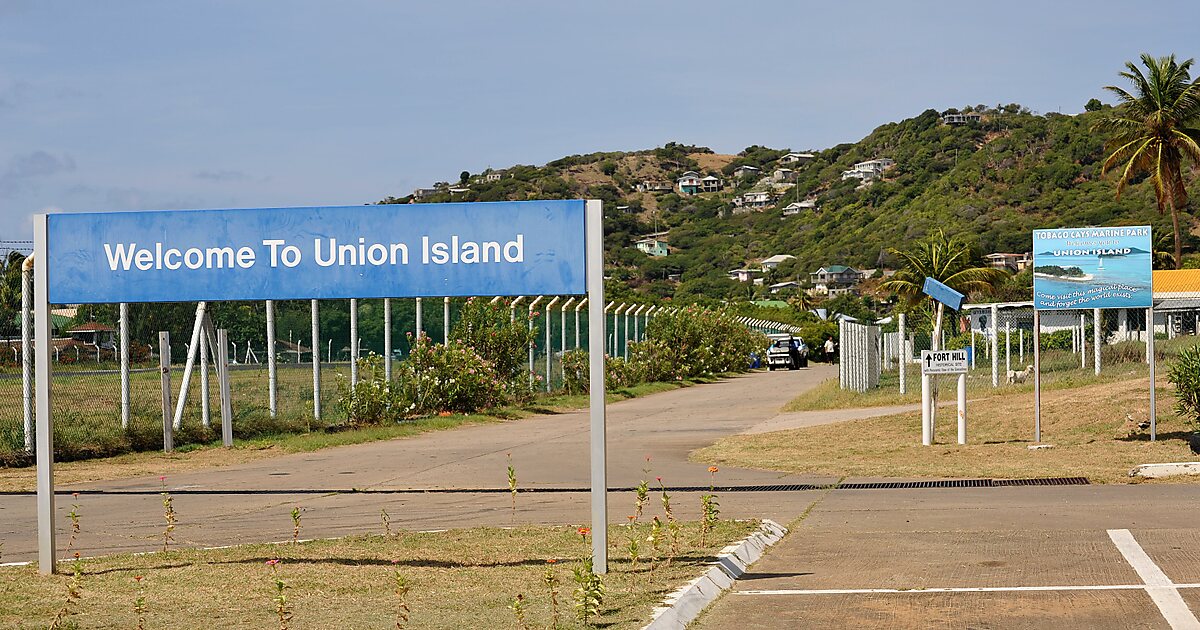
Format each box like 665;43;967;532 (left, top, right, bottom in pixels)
921;349;968;375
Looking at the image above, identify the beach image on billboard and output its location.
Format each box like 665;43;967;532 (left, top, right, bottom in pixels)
1032;226;1152;310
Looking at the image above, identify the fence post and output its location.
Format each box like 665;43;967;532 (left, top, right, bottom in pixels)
545;296;560;392
1148;305;1156;441
528;296;544;387
350;298;359;386
217;328;233;447
119;301;130;430
899;313;907;395
1094;307;1101;375
1019;328;1024;364
21;262;33;452
383;298;392;381
415;297;423;338
1005;321;1011;377
200;328;211;427
266;300;277;417
172;302;207;430
561;298;574;367
576;298;588;349
990;304;999;387
311;299;321;422
1080;312;1087;369
159;331;173;453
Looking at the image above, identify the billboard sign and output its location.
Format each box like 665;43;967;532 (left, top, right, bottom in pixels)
46;200;586;304
1032;226;1152;310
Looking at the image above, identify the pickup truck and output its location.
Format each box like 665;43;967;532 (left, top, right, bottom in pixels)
766;334;808;370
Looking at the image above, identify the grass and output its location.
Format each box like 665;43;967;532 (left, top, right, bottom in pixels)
0;374;716;492
0;520;756;629
784;341;1193;413
695;372;1197;485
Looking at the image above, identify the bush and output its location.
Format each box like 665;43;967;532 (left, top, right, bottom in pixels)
337;354;402;427
558;351;644;393
561;350;589;395
1168;343;1200;428
452;297;537;381
635;307;767;379
392;335;519;416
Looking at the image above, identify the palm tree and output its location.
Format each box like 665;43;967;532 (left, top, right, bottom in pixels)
882;230;1006;352
1094;53;1200;269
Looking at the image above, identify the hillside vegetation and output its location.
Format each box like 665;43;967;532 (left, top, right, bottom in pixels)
383;104;1197;303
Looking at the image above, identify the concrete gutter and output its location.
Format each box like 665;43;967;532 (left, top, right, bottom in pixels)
643;519;787;630
1129;462;1200;479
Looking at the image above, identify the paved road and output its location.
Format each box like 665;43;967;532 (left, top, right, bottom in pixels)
696;483;1200;629
0;366;838;562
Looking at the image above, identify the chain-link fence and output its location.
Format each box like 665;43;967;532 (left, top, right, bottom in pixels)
3;288;707;462
853;302;1200;419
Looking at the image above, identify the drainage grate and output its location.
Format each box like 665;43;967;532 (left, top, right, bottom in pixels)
993;477;1090;487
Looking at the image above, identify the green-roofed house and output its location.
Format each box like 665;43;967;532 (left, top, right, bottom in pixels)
809;265;864;295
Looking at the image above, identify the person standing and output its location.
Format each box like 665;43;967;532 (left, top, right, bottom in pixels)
824;336;836;363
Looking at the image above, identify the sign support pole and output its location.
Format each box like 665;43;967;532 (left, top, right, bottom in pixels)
384;298;392;381
898;313;906;395
266;300;278;417
1094;307;1101;376
34;215;56;575
311;299;320;422
1148;305;1156;441
921;372;931;446
585;200;608;574
1033;310;1041;443
957;372;967;444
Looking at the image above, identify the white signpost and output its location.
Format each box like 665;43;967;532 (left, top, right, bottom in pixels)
920;349;968;446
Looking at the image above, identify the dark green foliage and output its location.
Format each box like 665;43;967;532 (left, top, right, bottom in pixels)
1169;343;1200;425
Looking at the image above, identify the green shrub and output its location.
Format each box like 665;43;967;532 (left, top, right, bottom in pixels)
1168;343;1200;428
337;354;401;427
561;350;589;395
637;307;766;379
393;335;519;416
452;297;537;381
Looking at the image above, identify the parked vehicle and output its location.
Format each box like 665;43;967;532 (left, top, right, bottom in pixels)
766;334;808;370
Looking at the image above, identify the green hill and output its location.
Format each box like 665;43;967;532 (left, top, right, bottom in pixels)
382;104;1196;302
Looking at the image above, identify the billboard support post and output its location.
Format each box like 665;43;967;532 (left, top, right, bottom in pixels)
584;200;608;573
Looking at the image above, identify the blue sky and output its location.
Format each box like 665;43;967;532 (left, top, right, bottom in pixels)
2;0;1197;240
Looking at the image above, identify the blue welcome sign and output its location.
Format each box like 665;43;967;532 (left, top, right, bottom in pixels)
46;200;587;303
1032;226;1152;310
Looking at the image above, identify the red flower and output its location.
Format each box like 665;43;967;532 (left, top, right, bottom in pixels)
265;559;280;566
134;575;143;582
577;526;591;538
546;558;557;564
708;466;719;474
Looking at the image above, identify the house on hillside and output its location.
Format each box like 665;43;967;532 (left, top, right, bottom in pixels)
772;168;796;183
412;187;440;200
485;170;504;182
635;180;672;193
701;174;724;192
728;268;762;283
941;111;983;125
739;191;774;208
841;158;895;182
984;252;1032;273
634;234;669;257
768;281;801;294
677;171;702;194
780;152;814;165
782;199;818;216
809;265;865;295
760;254;796;271
733;165;761;179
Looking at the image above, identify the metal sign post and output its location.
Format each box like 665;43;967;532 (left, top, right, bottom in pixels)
920;349;969;445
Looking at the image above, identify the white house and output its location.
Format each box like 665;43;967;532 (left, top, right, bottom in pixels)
733;165;761;178
782;199;819;216
769;281;801;294
635;180;672;193
701;174;724;192
942;112;983;125
740;191;774;208
677;171;702;194
485;171;504;182
728;268;760;283
779;152;814;165
772;168;796;183
760;254;796;270
841;158;895;181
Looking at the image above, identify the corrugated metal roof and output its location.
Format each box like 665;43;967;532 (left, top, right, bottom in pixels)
1155;297;1200;311
1154;269;1200;294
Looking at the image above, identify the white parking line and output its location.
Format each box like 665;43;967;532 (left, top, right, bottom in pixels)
737;583;1200;596
1108;529;1200;630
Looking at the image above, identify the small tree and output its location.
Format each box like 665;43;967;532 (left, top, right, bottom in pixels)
1168;344;1200;432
